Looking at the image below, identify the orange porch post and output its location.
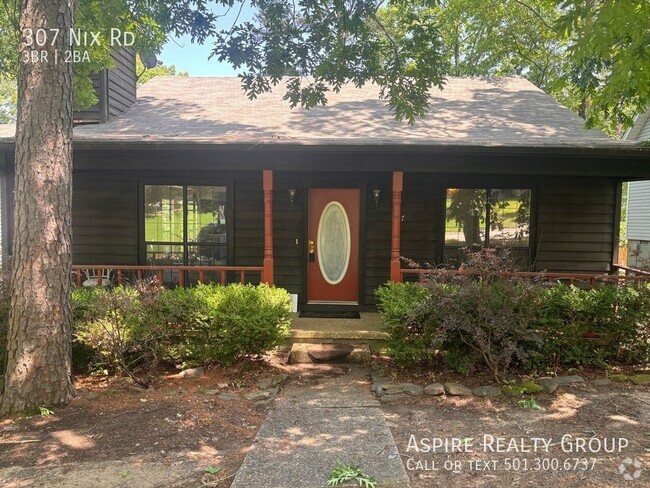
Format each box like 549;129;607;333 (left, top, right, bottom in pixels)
262;170;274;285
390;171;404;283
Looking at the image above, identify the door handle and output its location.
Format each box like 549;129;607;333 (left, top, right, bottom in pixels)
308;240;316;262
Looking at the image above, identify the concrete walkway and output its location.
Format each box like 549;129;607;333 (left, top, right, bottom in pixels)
231;367;409;488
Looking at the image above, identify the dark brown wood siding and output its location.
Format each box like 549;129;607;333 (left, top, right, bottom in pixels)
72;171;138;265
401;173;439;266
106;48;136;119
72;49;136;123
535;177;617;273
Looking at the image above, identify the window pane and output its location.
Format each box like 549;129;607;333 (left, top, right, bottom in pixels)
188;244;227;266
445;188;486;247
145;244;183;265
144;185;184;242
489;189;531;247
187;186;227;244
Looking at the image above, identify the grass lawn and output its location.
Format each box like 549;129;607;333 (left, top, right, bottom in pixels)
145;210;220;242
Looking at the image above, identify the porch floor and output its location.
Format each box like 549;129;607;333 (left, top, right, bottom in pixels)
288;312;388;341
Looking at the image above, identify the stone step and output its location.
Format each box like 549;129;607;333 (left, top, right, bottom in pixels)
289;342;372;364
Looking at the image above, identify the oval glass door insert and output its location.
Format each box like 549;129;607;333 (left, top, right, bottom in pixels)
317;201;351;285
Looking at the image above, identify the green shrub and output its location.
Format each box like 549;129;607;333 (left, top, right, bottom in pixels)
375;282;437;364
538;283;650;366
378;250;544;380
434;275;543;381
72;283;291;376
73;286;159;384
198;283;291;365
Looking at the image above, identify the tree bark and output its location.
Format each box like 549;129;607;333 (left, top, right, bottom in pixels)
1;0;75;413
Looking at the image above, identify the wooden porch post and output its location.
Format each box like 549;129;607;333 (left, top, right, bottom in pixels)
262;170;274;285
390;171;403;283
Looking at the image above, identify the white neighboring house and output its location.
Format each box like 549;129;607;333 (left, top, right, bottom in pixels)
625;110;650;267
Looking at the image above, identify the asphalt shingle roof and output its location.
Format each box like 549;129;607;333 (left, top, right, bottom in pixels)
0;76;632;147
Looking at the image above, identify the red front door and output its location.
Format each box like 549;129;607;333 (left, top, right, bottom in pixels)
307;189;360;304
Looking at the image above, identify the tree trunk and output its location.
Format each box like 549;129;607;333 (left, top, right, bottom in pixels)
1;0;74;414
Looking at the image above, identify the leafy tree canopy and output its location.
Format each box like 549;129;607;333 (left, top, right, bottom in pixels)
0;0;648;129
136;55;188;85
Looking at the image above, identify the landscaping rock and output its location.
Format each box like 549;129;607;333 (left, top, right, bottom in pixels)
609;374;629;383
592;378;612;387
372;383;386;396
382;384;405;395
630;374;650;386
307;344;354;362
555;375;584;385
536;378;561;394
173;367;204;379
444;382;472;396
472;385;502;397
371;370;387;382
402;383;424;396
217;393;238;401
270;374;289;387
245;387;280;401
424;383;445;396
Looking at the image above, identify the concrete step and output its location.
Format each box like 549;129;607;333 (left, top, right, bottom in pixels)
289;342;372;364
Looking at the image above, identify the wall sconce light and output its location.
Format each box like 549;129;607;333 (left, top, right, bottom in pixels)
372;188;381;208
288;188;297;207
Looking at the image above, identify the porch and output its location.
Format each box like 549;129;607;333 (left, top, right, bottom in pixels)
66;167;648;310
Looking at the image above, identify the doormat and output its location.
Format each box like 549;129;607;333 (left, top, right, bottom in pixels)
299;311;361;319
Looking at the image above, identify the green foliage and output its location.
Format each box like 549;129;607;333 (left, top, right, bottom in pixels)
375;282;437;364
213;0;446;123
327;462;377;488
433;273;543;382
377;0;648;136
517;398;541;410
136;55;189;85
556;0;650;132
73;285;159;385
537;284;650;367
0;0;217;112
0;77;17;124
73;283;291;377
39;406;54;417
379;250;650;377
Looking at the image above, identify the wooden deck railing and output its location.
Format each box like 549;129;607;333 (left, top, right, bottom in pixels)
612;263;650;278
72;265;265;287
400;267;650;288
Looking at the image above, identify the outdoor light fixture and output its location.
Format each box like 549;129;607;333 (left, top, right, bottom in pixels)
288;188;297;206
372;188;381;207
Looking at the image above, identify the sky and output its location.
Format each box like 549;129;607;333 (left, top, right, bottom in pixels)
158;4;255;77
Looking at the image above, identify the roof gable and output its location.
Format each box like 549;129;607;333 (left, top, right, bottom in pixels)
0;76;632;148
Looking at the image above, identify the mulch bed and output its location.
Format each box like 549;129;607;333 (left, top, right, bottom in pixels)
0;359;288;486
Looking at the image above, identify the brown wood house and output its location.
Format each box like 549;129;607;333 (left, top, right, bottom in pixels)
1;66;649;311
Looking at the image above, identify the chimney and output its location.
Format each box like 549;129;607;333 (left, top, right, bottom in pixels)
74;48;137;124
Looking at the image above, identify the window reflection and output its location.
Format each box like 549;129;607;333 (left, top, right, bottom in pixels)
144;184;227;267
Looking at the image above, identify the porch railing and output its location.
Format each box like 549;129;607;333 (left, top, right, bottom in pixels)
72;265;265;288
612;264;650;278
400;267;650;288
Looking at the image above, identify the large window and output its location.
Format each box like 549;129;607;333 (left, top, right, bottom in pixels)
144;185;227;266
444;188;531;262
